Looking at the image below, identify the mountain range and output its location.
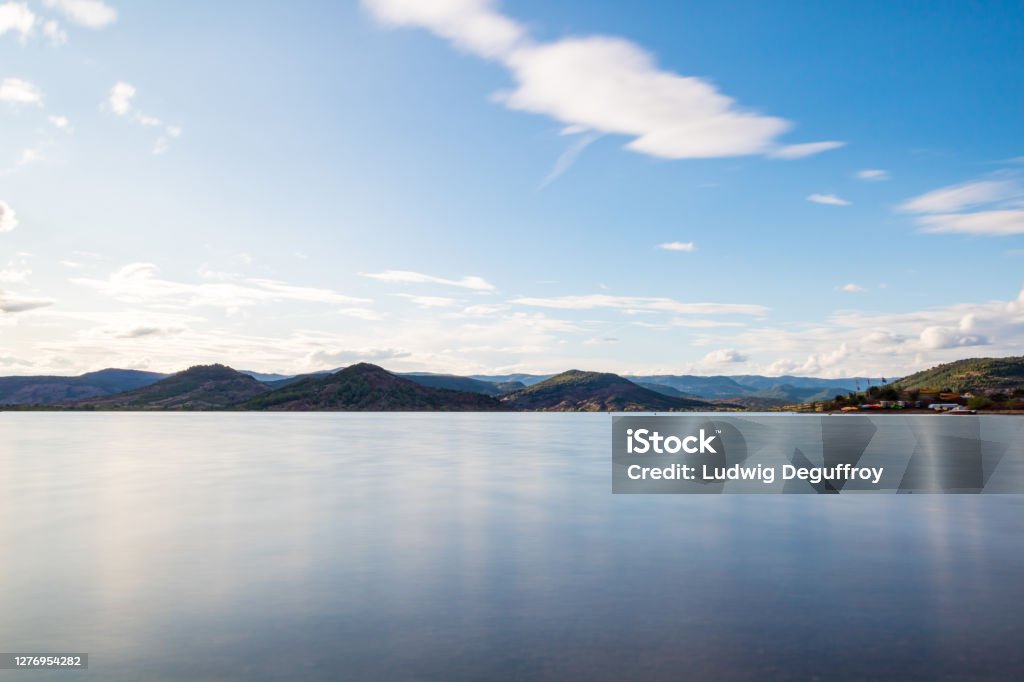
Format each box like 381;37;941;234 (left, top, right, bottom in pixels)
0;364;888;410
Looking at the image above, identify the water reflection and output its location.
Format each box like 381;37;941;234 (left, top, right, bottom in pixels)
0;413;1021;680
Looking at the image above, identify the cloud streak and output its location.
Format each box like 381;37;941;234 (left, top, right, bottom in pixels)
362;269;495;291
72;263;371;312
511;294;768;316
807;193;850;206
657;241;695;252
899;176;1024;236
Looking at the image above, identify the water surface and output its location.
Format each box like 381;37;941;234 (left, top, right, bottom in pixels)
1;413;1021;680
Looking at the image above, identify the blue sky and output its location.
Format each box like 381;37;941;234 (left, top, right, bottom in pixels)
1;0;1023;377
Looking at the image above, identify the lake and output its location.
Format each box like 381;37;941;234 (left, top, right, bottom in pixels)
1;413;1022;680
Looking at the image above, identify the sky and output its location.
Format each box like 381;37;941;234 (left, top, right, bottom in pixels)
1;0;1023;378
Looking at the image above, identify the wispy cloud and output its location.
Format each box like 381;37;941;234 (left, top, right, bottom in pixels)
807;193;850;206
362;269;495;291
395;293;460;308
840;283;864;293
857;169;889;181
768;141;845;159
106;82;184;154
363;0;840;161
898;178;1018;213
511;294;767;316
656;241;695;252
72;263;371;312
541;131;600;187
899;175;1024;235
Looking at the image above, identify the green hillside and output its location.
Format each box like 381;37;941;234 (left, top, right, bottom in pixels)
399;373;516;396
502;370;711;412
77;365;270;410
889;356;1024;393
242;363;506;411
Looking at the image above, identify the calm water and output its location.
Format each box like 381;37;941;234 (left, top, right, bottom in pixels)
1;413;1022;681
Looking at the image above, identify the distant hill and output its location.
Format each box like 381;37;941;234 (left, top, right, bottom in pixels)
399;373;519;396
627;374;878;402
628;374;753;399
889;356;1024;393
78;365;269;410
502;370;711;412
0;368;166;405
635;382;705;400
241;363;506;411
469;373;552;387
239;370;297;382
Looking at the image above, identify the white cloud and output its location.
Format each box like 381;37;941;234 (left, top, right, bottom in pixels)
857;169;889;181
840;283;864;293
362;269;495;291
461;303;509;316
899;179;1019;214
511;293;767;316
0;2;35;41
48;114;71;129
768;141;846;159
363;0;839;161
703;348;747;365
583;336;618;345
656;241;695;252
108;81;135;115
899;176;1024;236
42;19;68;45
42;0;117;29
395;293;460;308
0;77;42;104
0;200;17;232
807;193;850;206
694;287;1024;377
337;307;385;321
72;263;371;312
365;0;525;59
107;83;184;154
916;210;1024;236
918;325;988;350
